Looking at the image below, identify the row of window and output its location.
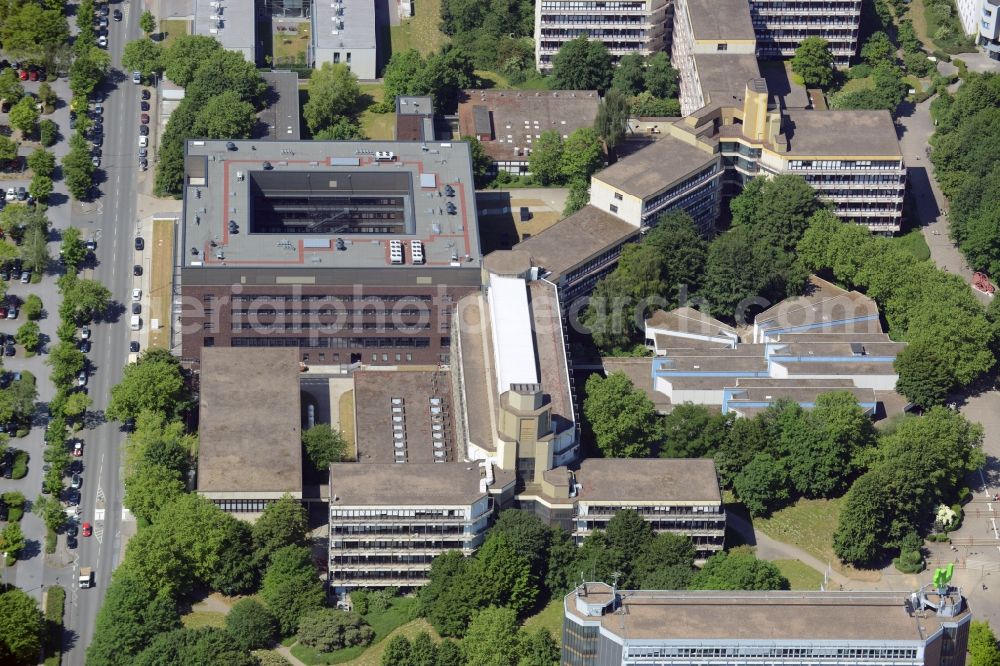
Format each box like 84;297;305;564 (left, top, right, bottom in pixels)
622;647;920;660
331;508;467;518
230;294;435;303
540;28;650;38
584;504;723;515
212;499;276;513
642;163;720;213
331;540;472;550
540;15;650;24
230;336;433;348
232;308;428;317
231;322;433;332
329;569;430;581
804;174;906;184
788;159;902;170
540;1;649;9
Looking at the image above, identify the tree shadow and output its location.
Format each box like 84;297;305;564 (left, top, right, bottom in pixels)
20;537;42;560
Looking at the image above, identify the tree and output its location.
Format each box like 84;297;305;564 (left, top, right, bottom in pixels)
733;452;791;516
629;92;681;118
107;354;188;421
519;629;560;666
583;372;664;458
314;117;364;140
60;227;87;270
69;46;110;98
140;10;156;35
20;224;49;274
644;52;679;99
59;278;111;324
162;35;222;87
39;119;57;147
191;91;256;139
63;133;96;200
463;136;492;188
561;127;604;182
894;342;953;409
861;31;894;66
29;174;52;203
252;494;308;566
594;89;630;154
303;63;361;134
0;135;18;165
122;38;164;79
661;403;733;458
63;390;92;421
473;533;539;616
611;53;646;95
437;639;464;666
0;521;26;559
86;570;181;665
9;96;38;136
528;130;564;185
791;37;835;88
33;493;67;532
462;607;521;666
832;467;893;565
968;621;1000;666
0;587;43;664
296;609;374;652
15;321;40;353
261;545;326;636
690;547;788;590
0;68;24;107
490;509;553;576
22;295;42;321
410;631;437;666
134;627;256;666
0;4;68;61
382;636;412;666
551;37;613;92
301;424;347;469
123;463;186;524
37;82;57;111
226;599;279;651
563;179;589;217
27;148;55;178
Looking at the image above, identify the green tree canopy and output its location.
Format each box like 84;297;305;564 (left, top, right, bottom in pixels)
296;609;374;652
261;545;326;636
551;37;613;92
527;130;564;185
0;586;43;664
690;547;788;590
303;62;361;134
791;37;835;88
252;494;309;566
583;372;664;457
560;127;604;182
122;38;164;79
462;607;521;666
611;53;646;95
301;424;347;469
226;599;278;651
644;52;679;99
661;403;733;458
107;351;188;421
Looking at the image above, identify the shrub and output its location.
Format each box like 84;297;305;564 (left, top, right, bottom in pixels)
932;50;952;62
848;63;872;79
23;295;42;320
11;450;28;479
226;598;278;651
295;609;374;653
44;528;56;554
893;533;926;573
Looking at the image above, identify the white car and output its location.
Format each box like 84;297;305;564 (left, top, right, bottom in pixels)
131;288;142;302
138;136;148;148
4;188;15;202
80;325;91;340
132;71;141;85
77;370;87;387
97;35;108;48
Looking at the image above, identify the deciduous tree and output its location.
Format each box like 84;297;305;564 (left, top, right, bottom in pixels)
527;130;564;185
226;599;278;651
252;494;308;566
644;52;679;99
791;37;835;88
690;547;788;590
583;372;664;458
551;36;613;92
0;586;43;664
296;609;374;652
260;545;326;636
303;63;361;134
301;424;347;469
462;607;521;666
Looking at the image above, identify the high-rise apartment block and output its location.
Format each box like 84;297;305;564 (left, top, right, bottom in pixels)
749;0;861;65
533;0;670;71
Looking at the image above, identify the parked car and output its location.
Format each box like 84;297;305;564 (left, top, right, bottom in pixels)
138;135;148;147
78;339;91;353
131;302;141;315
66;535;77;549
135;237;144;251
139;158;148;171
140;113;149;125
138;125;149;136
16;187;25;201
99;4;109;15
113;9;122;20
132;71;141;85
81;325;91;339
131;288;142;301
133;264;142;276
19;271;29;283
72;441;83;457
98;17;108;28
17;69;26;81
7;306;17;320
71;473;82;489
140;101;150;112
3;345;13;357
92;156;100;168
0;268;7;281
129;341;140;353
97;35;107;48
4;188;15;202
85;239;96;251
77;370;87;387
141;89;151;101
66;524;78;537
27;69;38;82
138;147;148;159
70;461;82;474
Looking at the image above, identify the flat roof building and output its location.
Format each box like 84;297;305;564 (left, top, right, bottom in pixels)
562;583;971;666
311;0;378;79
194;0;256;63
178;139;483;366
395;96;435;141
456;90;600;176
197;347;303;514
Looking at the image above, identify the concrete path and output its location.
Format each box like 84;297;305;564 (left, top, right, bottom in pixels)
275;645;308;666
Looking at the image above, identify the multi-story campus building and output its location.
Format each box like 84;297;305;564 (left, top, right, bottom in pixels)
748;0;861;64
562;582;972;666
178;139;484;367
978;0;1000;60
310;0;378;79
533;0;671;71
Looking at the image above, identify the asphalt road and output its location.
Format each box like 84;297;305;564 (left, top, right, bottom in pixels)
60;2;144;662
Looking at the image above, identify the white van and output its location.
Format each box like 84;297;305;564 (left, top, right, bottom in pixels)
138;136;148;148
130;315;141;331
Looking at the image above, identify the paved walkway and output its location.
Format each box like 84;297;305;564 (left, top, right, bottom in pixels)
275;645;308;666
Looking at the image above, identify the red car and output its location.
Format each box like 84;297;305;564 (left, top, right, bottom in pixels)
17;69;27;81
140;113;149;125
82;522;92;537
72;441;83;457
28;69;38;81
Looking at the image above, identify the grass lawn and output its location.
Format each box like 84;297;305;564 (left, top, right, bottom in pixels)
180;610;227;629
773;559;825;590
340;619;441;666
389;0;447;56
339;390;357;459
273;22;311;66
522;599;564;643
893;228;931;261
290;597;423;665
839;76;874;94
358;83;393;140
755;498;843;570
158;19;189;50
908;0;936;51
